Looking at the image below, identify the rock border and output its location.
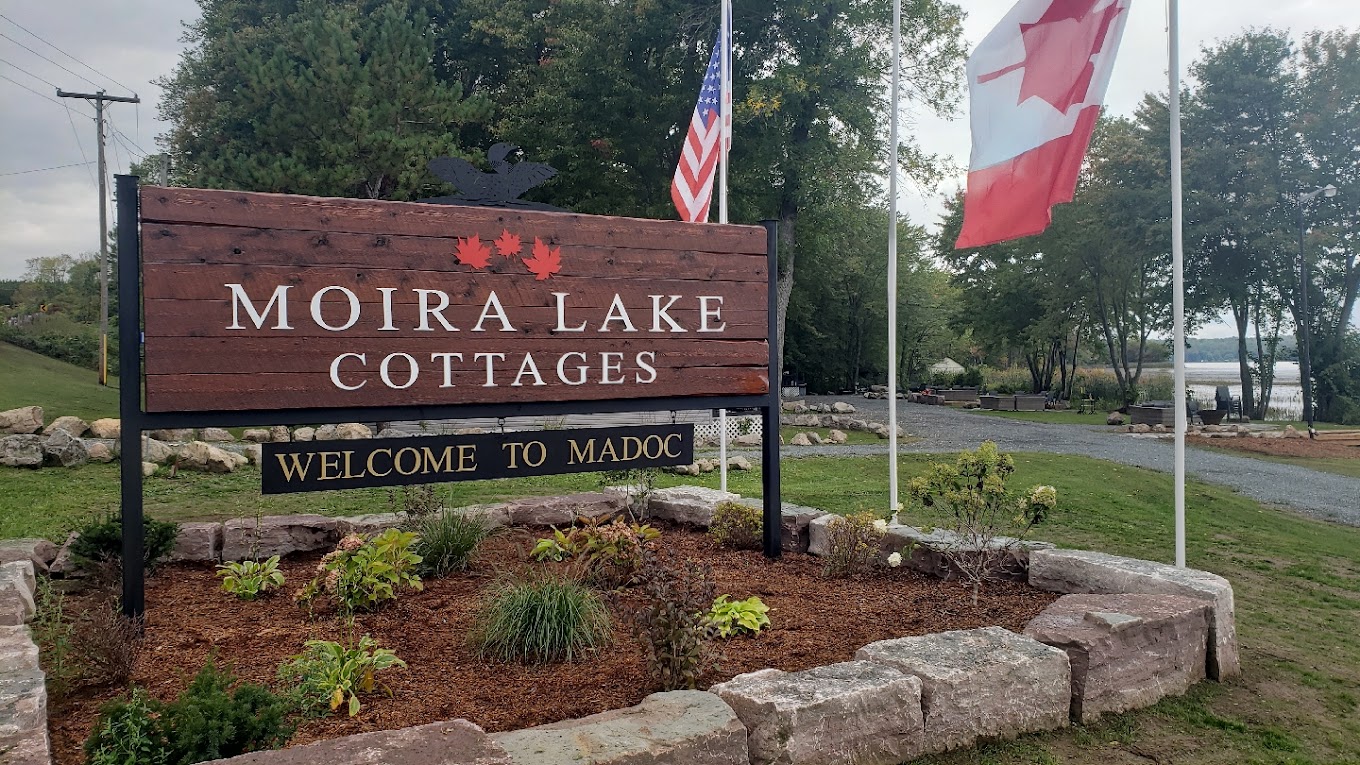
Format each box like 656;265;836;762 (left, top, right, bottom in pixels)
6;488;1238;765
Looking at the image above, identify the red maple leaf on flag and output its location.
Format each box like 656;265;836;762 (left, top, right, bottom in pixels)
494;229;522;258
523;237;562;281
455;235;493;269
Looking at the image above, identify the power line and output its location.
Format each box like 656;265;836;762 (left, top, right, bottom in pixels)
0;71;91;116
63;103;98;187
0;12;136;94
0;55;59;89
0;161;96;178
0;31;112;94
106;112;151;158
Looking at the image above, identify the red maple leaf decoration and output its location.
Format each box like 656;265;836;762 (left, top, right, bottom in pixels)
978;0;1124;113
455;235;493;269
494;229;522;258
523;237;562;281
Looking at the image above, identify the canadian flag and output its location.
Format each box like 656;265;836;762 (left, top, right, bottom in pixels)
955;0;1131;249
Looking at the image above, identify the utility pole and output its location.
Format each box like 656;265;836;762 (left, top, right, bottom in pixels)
158;154;170;186
57;89;140;387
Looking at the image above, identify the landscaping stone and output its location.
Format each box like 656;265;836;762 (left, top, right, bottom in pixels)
242;428;272;443
47;533;82;578
0;436;43;468
728;456;753;471
221;514;341;561
293;427;316;442
789;432;811;447
827;429;848;444
0;562;37;627
492;691;747;765
856;627;1071;754
0;727;51;765
735;499;826;554
41;429;89;467
734;433;762;447
334;423;373;440
453;503;512;529
0;540;59;574
648;486;740;527
142;461;158;477
314;424;338;440
87;442;114;463
178;441;246;473
879;525;1054;581
244;444;263;465
1106;413;1125;426
270;425;291;443
0;407;43;435
0;625;48;762
711;661;925;765
201;427;235;442
805;514;838;557
88;418;120;439
1027;549;1239;680
170;522;224;563
1023;593;1210;723
143;436;174;465
43;415;89;437
337;513;408;537
507;493;624;527
148;428;197;442
202;718;513;765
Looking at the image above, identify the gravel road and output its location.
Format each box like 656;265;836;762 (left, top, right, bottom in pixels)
774;396;1360;527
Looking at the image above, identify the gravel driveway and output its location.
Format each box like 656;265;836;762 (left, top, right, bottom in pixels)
776;396;1360;527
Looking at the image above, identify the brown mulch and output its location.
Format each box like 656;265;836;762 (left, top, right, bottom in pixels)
1187;434;1360;459
49;526;1057;764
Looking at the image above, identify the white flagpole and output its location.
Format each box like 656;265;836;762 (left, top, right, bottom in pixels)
719;0;732;494
887;0;902;522
1168;0;1187;568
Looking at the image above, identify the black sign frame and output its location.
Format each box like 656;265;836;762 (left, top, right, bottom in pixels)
115;175;783;618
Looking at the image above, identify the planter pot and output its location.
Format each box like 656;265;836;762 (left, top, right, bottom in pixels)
1199;409;1227;426
1014;395;1047;412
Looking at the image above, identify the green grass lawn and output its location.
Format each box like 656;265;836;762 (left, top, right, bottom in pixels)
0;341;119;423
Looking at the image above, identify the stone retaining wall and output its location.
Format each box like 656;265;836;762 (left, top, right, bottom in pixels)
5;488;1237;765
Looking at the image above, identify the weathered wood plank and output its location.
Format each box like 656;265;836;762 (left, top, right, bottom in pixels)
139;186;768;254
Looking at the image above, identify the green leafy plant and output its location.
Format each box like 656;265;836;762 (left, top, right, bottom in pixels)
84;688;170;765
599;467;657;520
472;572;612;664
531;518;660;587
822;512;886;578
706;595;771;638
216;555;285;600
906;441;1055;604
70;512;180;575
298;530;422;613
387;484;443;517
278;635;406;717
32;576;77;699
409;510;493;577
708;501;763;550
632;549;718;691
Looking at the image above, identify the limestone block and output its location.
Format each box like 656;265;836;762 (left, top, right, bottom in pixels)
270;425;291;443
0;436;43;468
0;407;42;435
221;514;341;561
0;540;59;574
178;441;244;473
735;499;825;554
47;533;82;578
647;486;740;527
0;561;37;626
880;525;1054;581
201;427;236;442
0;626;47;754
88;418;120;439
43;415;89;437
0;728;51;765
148;428;196;442
334;423;373;440
1023;593;1210;723
143;437;174;465
41;429;89;467
242;428;272;443
856;627;1071;753
507;492;624;527
711;661;924;765
314;424;338;441
202;718;512;764
87;442;114;463
293;427;316;442
805;514;837;558
1028;549;1239;680
337;513;409;537
492;691;748;765
170;522;223;563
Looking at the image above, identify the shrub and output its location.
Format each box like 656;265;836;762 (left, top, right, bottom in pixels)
822;512;886;578
298;529;422;613
70;513;180;575
708;501;763;550
632;550;717;690
72;597;143;686
84;661;290;765
387;485;443;517
472;572;612;664
599;467;657;519
706;595;771;638
32;577;77;699
906;441;1055;604
530;518;660;587
409;510;492;577
217;556;285;600
278;635;406;717
84;689;169;765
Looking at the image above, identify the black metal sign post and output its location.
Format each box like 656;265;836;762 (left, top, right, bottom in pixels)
116;175;782;619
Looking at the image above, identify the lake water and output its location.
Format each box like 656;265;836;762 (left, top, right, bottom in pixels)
1146;362;1303;420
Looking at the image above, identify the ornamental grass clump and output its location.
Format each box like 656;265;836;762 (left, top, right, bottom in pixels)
906;440;1056;604
472;572;612;664
408;509;493;577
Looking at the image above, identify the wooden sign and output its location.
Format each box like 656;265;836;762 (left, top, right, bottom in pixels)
260;425;694;494
138;187;770;412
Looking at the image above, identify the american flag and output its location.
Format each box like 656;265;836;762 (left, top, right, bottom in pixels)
671;27;730;223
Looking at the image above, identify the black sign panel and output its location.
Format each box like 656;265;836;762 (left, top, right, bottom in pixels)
261;424;694;494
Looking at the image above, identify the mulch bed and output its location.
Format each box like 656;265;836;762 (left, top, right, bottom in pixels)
49;525;1057;764
1188;434;1360;459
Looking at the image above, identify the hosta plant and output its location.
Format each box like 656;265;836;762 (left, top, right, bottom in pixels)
531;518;661;587
217;556;285;600
706;595;771;638
278;635;406;717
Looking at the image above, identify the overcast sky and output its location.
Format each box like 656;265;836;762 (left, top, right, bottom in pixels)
2;0;1358;332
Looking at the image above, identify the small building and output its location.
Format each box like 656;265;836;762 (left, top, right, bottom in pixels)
929;358;964;377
